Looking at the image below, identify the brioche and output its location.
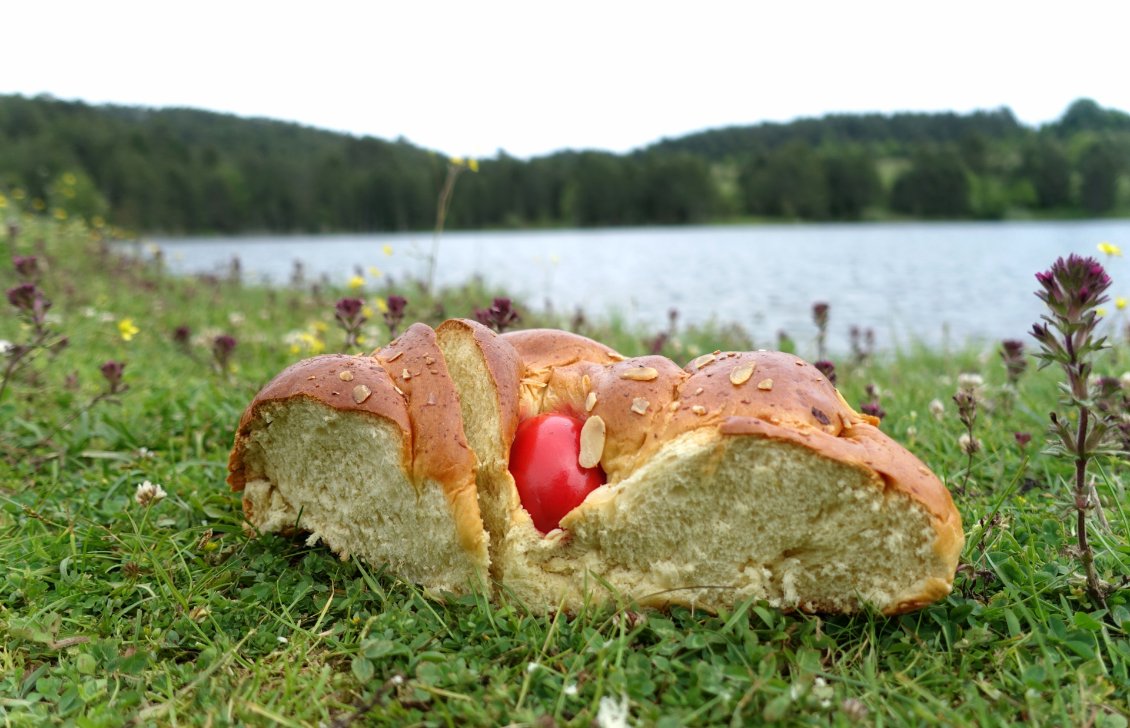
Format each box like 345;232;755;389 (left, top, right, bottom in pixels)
228;320;963;614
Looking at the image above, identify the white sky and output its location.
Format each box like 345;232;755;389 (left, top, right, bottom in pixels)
3;1;1129;159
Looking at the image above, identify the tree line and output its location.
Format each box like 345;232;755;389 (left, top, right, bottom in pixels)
0;94;1128;234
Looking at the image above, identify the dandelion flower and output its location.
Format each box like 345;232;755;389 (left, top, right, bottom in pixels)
1097;242;1122;257
450;156;464;166
348;275;365;291
53;208;68;221
367;266;383;278
134;480;167;507
375;297;389;314
1117;297;1127;311
118;318;140;342
382;244;393;257
468;158;480;173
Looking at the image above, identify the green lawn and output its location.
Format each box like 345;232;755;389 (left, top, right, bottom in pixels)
1;216;1127;727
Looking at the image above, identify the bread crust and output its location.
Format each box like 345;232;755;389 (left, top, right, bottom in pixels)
227;353;411;493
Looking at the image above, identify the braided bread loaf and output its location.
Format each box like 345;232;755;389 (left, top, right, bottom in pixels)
228;320;963;613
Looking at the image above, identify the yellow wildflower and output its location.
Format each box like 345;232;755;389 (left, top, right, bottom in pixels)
348;275;365;291
367;266;383;278
375;297;389;314
468;158;480;173
92;216;105;229
12;188;25;200
362;306;374;318
382;244;393;256
1098;242;1122;257
1117;297;1127;311
53;208;68;221
450;156;464;166
63;172;77;186
118;318;140;342
32;198;45;210
313;321;328;333
0;194;6;209
1096;308;1108;317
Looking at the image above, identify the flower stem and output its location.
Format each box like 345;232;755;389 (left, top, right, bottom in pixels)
1073;407;1107;609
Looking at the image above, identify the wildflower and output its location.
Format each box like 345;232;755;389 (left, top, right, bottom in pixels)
366;266;382;278
212;334;237;372
958;432;981;455
172;325;192;350
8;283;52;331
563;683;579;697
1117;297;1127;311
1097;241;1122;257
134;480;167;507
100;360;127;394
814;360;837;385
0;193;6;209
13;255;40;281
860;383;885;420
1015;432;1032;448
1097;308;1108;317
474;297;520;333
0;340;12;356
118;318;140;342
335;297;368;349
468;158;480;173
450;156;464;166
347;275;365;291
812;302;830;360
596;694;631;728
383;295;408;338
382;244;393;256
1030;254;1114;608
840;698;869;722
956;373;984;394
52;208;68;221
227;312;245;327
999;340;1027;385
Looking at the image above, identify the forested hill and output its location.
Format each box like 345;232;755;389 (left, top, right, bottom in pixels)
1;94;1128;234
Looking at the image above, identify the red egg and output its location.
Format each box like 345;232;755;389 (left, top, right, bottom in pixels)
509;413;606;533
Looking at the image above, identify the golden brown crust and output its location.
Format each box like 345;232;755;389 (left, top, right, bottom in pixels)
226;353;410;492
374;323;475;490
502;328;624;369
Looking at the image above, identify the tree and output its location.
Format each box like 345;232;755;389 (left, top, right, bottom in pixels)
1078;140;1120;215
890;150;970;217
1021;136;1072;209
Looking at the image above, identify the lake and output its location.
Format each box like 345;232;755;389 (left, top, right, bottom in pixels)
149;220;1130;354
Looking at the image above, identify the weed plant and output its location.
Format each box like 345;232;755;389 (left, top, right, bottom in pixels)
0;217;1127;726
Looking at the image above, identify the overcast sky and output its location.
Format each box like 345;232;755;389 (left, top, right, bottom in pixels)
4;1;1128;159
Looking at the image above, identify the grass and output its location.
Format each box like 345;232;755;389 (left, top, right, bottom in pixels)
1;215;1128;727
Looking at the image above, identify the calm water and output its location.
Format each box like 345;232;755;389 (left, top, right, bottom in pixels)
149;220;1130;353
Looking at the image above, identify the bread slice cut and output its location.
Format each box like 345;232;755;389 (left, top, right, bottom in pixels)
438;321;962;614
228;325;489;593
